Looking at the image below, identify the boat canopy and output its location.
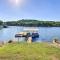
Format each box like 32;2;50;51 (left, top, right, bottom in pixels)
23;27;39;32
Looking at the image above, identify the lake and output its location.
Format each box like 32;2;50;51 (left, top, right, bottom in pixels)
0;26;60;42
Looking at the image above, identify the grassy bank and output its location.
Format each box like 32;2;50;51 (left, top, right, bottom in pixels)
0;43;60;60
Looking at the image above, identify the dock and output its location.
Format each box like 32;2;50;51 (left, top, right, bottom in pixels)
15;28;39;43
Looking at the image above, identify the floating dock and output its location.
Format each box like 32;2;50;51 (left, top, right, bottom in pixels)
15;27;39;43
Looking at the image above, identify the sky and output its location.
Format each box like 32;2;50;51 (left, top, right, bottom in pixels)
0;0;60;21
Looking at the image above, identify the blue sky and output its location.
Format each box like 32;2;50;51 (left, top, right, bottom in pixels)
0;0;60;21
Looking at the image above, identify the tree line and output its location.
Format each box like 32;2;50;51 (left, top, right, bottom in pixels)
1;19;60;27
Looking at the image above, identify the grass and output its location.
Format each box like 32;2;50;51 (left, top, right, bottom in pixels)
0;42;60;60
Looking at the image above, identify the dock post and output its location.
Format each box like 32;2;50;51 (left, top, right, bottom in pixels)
18;37;20;43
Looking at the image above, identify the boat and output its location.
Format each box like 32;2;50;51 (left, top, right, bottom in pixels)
15;32;39;38
15;27;39;38
24;27;39;38
3;25;8;28
15;32;31;37
32;33;39;38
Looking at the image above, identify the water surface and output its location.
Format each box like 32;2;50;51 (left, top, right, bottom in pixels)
0;26;60;42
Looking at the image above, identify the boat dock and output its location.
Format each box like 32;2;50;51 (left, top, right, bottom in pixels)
15;28;39;43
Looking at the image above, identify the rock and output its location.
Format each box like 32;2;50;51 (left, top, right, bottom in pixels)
53;39;60;44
